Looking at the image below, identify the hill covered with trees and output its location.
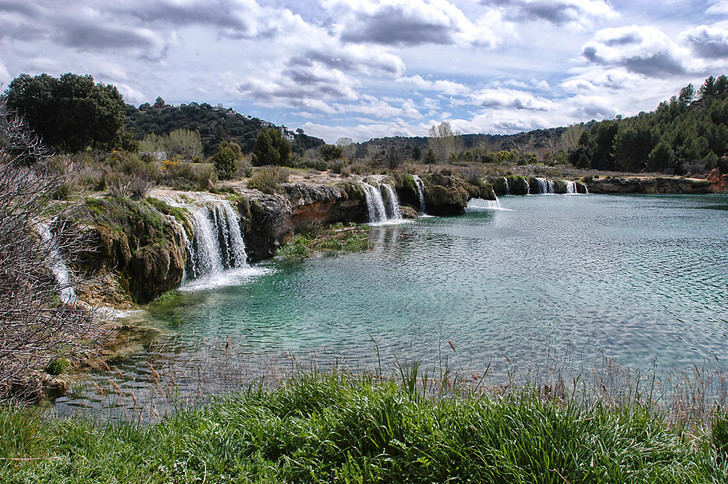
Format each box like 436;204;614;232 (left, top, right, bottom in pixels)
568;75;728;175
124;98;324;157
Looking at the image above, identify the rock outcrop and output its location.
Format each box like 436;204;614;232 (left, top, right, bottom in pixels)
586;176;712;194
73;196;186;304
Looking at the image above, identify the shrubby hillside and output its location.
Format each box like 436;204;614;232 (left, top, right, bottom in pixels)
124;98;324;157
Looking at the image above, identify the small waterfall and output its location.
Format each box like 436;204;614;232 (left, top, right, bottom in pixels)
503;177;510;195
37;220;76;304
188;202;248;279
190;207;224;278
523;178;530;194
361;182;388;223
381;184;402;220
486;195;502;210
584;184;589;194
413;175;426;215
535;178;547;194
566;181;577;194
547;180;555;193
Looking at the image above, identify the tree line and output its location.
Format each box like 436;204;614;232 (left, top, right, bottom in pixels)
568;75;728;174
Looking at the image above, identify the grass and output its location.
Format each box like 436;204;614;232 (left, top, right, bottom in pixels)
1;371;727;483
277;223;372;260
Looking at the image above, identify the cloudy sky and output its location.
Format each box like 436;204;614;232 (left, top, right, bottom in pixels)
1;0;727;142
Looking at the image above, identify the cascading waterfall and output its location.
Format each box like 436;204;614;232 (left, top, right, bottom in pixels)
413;175;426;215
524;178;530;194
151;192;250;282
361;182;388;223
188;201;248;279
503;177;510;195
566;181;577;194
535;178;547;194
381;184;402;220
547;180;555;193
37;220;77;304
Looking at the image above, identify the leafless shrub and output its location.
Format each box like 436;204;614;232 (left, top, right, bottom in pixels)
0;96;102;401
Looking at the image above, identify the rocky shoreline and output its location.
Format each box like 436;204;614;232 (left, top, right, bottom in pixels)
61;171;724;308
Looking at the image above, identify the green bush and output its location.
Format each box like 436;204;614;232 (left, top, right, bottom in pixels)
247;166;288;194
211;146;237;180
45;358;69;375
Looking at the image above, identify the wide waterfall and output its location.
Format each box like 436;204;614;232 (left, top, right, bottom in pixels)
413;175;426;215
547;180;555;193
361;182;394;223
37;220;77;304
187;201;248;279
566;181;577;194
535;178;547;194
149;191;250;284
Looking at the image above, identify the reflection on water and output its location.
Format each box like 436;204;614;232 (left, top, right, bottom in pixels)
54;194;728;419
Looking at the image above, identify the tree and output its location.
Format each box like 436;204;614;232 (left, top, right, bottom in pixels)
5;73;125;153
320;144;343;161
647;141;675;172
211;145;237;180
252;128;291;166
412;145;422;161
0;96;99;399
428;121;463;162
424;148;436;164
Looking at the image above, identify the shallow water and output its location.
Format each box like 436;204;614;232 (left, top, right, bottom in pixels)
54;194;728;418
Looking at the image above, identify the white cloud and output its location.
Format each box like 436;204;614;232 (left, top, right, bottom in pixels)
324;0;511;48
494;0;617;30
707;1;728;15
682;24;728;58
581;25;697;76
395;75;471;95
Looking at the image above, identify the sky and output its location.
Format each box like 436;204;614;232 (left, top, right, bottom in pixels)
0;1;727;143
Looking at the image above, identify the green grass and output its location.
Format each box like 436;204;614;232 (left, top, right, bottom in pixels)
1;373;726;483
277;224;372;261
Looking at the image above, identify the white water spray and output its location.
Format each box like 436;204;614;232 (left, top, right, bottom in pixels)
503;177;510;195
361;182;388;223
381;184;402;220
413;175;426;215
37;220;77;304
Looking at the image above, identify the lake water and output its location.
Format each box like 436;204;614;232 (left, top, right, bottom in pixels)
54;194;728;418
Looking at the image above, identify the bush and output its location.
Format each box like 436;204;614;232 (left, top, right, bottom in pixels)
211;146;237;180
248;166;289;194
45;358;70;376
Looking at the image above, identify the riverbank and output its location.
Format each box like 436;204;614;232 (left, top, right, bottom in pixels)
2;371;727;483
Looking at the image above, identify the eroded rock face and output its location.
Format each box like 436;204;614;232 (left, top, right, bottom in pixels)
241;191;294;262
71;197;187;304
587;177;712;194
286;182;368;230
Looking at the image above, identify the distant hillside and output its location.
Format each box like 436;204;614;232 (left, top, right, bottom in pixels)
569;75;728;174
124;100;324;157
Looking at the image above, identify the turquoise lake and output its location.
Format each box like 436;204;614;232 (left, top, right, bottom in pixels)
55;194;728;417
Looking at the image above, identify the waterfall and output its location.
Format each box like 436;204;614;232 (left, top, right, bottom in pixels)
413;175;426;215
547;180;555;193
361;182;388;223
535;178;547;194
503;177;510;195
524;178;530;194
188;202;248;279
566;181;577;194
381;184;402;220
37;220;77;304
584;184;589;194
486;195;502;210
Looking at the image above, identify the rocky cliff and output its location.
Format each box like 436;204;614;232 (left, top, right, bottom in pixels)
586;176;712;194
